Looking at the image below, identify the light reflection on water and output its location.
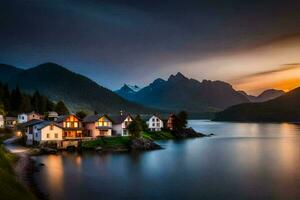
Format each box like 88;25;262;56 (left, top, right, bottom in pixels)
33;120;300;200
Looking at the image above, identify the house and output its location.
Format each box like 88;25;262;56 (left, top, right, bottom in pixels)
47;111;59;121
0;115;4;128
110;113;133;136
166;114;176;130
141;114;164;132
18;111;43;124
56;114;84;139
5;117;17;128
25;120;63;145
23;119;44;145
18;113;28;124
83;114;113;137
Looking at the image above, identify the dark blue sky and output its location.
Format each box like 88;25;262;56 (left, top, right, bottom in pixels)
1;0;300;92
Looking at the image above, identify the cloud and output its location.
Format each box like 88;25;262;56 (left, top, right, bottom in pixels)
230;63;300;94
237;63;300;80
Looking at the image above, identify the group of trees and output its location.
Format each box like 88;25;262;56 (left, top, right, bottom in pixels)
0;82;69;116
127;115;148;138
173;111;188;131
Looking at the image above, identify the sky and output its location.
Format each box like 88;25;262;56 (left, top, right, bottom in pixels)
1;0;300;95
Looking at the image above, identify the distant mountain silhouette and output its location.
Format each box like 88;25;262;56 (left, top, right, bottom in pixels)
115;84;141;99
116;72;250;113
238;89;285;102
0;62;155;113
214;87;300;122
255;89;285;102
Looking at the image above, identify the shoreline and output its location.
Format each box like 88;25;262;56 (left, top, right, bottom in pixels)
3;137;47;200
14;154;48;200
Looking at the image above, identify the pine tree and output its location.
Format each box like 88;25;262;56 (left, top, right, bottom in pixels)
76;111;87;119
55;101;69;115
10;86;22;114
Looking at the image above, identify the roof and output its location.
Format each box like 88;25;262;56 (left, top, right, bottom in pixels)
34;121;62;130
138;114;165;121
5;117;17;121
55;115;68;123
56;114;80;123
28;111;41;116
21;119;43;127
109;114;132;124
48;111;58;118
83;114;112;123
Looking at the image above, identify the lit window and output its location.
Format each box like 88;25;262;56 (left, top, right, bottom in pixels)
67;122;70;128
74;122;78;128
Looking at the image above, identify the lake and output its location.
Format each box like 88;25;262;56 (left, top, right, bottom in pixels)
33;120;300;200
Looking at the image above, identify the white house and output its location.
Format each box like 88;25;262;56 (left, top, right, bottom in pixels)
0;115;4;128
110;114;133;136
142;114;164;132
25;121;63;145
18;111;43;124
18;113;28;123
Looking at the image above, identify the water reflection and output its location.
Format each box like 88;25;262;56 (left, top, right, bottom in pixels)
33;121;300;200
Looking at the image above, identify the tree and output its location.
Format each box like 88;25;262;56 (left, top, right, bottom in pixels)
31;90;41;112
76;111;87;119
135;115;148;131
10;86;22;114
127;119;142;139
174;111;188;131
0;103;5;115
20;95;32;113
55;101;69;115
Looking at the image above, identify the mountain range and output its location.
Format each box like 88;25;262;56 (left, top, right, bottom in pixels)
115;72;284;113
0;63;285;116
0;63;154;114
214;87;300;122
238;89;285;102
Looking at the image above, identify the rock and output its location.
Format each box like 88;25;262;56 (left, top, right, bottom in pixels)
130;138;162;150
172;128;206;138
95;147;102;151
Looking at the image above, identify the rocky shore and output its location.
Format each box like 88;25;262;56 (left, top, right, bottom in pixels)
172;127;207;138
130;137;162;150
15;154;48;200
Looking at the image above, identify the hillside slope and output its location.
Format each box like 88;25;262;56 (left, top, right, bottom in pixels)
214;87;300;122
0;63;155;113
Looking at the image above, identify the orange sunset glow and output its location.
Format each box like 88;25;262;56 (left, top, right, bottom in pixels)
232;64;300;94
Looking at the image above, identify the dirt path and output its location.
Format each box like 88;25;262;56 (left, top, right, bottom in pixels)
3;136;30;154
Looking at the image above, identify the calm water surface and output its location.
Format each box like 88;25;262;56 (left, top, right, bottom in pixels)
33;120;300;200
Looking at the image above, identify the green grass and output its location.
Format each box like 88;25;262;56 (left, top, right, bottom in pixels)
82;136;131;149
0;133;36;200
142;130;176;140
